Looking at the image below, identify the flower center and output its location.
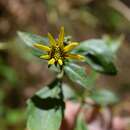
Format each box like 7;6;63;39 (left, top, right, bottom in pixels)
50;46;64;61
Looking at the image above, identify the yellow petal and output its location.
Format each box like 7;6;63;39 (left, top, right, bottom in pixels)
65;54;85;61
58;26;64;45
48;58;55;65
33;43;51;52
40;55;50;60
48;33;57;46
58;59;63;65
64;42;79;52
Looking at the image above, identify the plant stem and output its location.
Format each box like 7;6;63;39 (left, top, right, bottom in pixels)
57;67;64;79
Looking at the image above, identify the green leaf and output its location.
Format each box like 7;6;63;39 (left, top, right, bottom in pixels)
62;83;77;100
17;31;49;46
76;39;118;75
90;89;119;106
0;65;18;85
65;63;91;90
103;35;123;54
6;109;25;125
27;79;64;130
74;113;88;130
17;31;49;57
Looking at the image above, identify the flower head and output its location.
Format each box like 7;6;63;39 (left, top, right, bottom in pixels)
33;27;85;67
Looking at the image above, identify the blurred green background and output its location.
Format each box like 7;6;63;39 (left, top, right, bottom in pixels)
0;0;130;130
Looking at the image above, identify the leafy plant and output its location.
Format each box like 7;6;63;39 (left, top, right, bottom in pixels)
18;27;122;130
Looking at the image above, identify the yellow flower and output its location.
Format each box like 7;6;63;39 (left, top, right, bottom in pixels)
33;27;85;66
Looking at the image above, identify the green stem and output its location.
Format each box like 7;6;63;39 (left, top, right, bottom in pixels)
59;80;65;117
57;66;64;79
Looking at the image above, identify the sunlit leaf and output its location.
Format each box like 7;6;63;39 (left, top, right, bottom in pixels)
62;83;77;100
103;35;123;54
90;89;119;106
27;79;64;130
75;39;118;75
17;31;49;57
17;31;48;46
65;63;92;90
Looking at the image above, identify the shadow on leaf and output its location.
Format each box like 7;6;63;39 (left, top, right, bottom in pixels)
31;95;65;110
